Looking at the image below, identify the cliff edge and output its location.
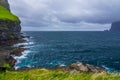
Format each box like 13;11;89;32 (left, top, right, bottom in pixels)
0;0;10;11
109;21;120;32
0;0;21;45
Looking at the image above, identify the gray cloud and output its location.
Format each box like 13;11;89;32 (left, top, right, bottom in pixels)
8;0;120;31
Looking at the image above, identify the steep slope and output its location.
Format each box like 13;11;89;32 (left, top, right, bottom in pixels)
0;0;21;44
0;0;10;11
109;21;120;32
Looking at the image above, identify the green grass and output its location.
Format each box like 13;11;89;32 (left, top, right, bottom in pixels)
0;69;120;80
3;63;11;70
0;5;19;22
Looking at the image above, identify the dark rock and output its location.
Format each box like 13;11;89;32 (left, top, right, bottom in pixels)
109;21;120;32
0;0;23;71
0;0;21;45
0;49;16;70
53;62;106;73
0;49;11;66
0;67;6;73
0;20;21;44
10;47;29;56
5;55;16;68
21;35;26;38
0;38;25;46
21;35;30;38
0;46;27;70
19;45;25;48
25;36;30;38
104;30;109;32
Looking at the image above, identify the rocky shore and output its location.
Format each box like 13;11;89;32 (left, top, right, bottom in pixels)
17;62;106;74
53;62;106;73
0;37;28;70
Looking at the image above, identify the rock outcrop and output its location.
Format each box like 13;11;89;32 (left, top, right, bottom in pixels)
0;0;22;70
109;21;120;32
0;0;21;45
0;49;16;68
0;0;10;11
54;62;106;73
0;20;21;44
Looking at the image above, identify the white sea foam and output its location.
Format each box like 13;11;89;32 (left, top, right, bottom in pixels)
50;61;66;67
14;50;31;70
15;66;20;70
60;64;66;66
26;65;33;68
23;38;29;41
58;62;66;66
13;41;34;47
102;65;112;72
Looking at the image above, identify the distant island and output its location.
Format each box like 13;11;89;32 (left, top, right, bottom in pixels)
109;21;120;32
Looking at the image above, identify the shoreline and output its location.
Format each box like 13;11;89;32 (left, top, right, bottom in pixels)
11;36;107;73
0;34;110;73
0;34;30;70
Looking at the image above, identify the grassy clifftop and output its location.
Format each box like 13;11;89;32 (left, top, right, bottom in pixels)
0;5;19;22
0;69;120;80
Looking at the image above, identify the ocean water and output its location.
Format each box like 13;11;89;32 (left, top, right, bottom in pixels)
14;31;120;72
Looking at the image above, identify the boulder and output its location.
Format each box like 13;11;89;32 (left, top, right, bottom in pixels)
53;62;106;73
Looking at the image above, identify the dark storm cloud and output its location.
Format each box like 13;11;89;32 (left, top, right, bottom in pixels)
8;0;120;31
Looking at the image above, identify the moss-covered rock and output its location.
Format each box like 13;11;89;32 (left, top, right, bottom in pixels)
0;2;21;44
0;20;21;44
0;0;10;11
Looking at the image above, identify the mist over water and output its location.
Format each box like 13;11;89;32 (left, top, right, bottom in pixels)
15;31;120;72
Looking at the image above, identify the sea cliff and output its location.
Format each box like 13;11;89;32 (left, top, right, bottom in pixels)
0;0;10;11
109;21;120;32
0;0;21;45
0;0;22;69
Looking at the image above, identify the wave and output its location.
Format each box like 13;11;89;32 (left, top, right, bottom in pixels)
13;41;34;47
13;50;31;70
102;65;114;72
50;61;66;67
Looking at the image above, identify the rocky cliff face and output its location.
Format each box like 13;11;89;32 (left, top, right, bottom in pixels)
0;20;21;43
0;0;10;11
0;0;21;44
0;0;22;70
109;21;120;32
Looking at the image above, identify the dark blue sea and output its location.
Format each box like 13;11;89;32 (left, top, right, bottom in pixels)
14;31;120;72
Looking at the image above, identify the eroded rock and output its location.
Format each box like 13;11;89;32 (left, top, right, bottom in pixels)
54;62;106;73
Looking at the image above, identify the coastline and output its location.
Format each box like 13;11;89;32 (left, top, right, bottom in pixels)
0;34;29;70
1;33;120;80
0;32;115;73
11;35;107;73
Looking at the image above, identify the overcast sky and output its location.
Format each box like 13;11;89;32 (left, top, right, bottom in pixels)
9;0;120;31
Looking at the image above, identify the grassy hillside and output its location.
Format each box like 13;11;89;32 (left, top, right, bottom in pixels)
0;5;19;22
0;69;120;80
